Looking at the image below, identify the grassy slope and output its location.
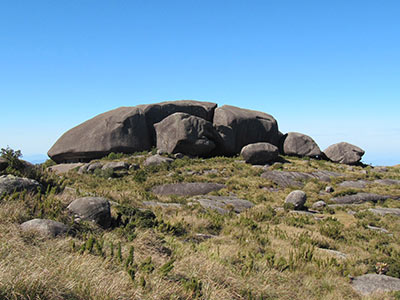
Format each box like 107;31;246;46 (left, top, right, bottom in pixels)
1;154;400;300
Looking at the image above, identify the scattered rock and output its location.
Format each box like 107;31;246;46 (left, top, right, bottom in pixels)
47;163;84;175
48;107;151;163
154;113;221;156
352;274;400;295
213;105;280;156
260;170;342;187
325;186;334;193
374;179;400;186
21;219;68;237
324;142;365;165
0;157;9;172
142;201;182;209
282;132;322;157
101;161;129;171
312;200;326;210
0;175;41;197
367;225;389;234
330;193;396;205
193;195;254;214
143;155;174;167
87;162;103;173
174;153;184;159
338;180;369;189
285;190;307;210
67;197;111;228
129;164;140;170
240;142;279;165
374;166;389;172
151;182;225;196
369;208;400;217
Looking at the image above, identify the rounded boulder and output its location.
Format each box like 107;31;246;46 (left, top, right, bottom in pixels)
240;142;279;165
67;197;111;228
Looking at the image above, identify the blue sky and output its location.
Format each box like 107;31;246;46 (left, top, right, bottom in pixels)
0;0;399;165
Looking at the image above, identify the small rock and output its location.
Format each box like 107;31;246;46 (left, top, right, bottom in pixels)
143;155;174;167
47;163;84;175
312;200;326;210
352;274;400;295
21;219;68;237
129;164;140;170
285;190;307;210
367;225;389;234
157;149;167;155
67;197;111;228
174;153;184;159
325;186;334;193
102;161;129;171
87;162;103;172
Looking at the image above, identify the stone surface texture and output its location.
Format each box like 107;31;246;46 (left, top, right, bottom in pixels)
282;132;322;157
240;142;279;165
21;219;68;237
324;142;365;165
67;197;111;228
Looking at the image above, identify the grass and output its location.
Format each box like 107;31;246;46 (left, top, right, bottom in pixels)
0;154;399;299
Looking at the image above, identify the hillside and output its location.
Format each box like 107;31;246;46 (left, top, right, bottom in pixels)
1;150;400;299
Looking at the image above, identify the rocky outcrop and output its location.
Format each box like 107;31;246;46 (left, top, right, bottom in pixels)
138;100;217;143
143;155;174;167
324;142;365;165
67;197;111;228
338;180;369;189
21;219;68;237
240;142;279;165
352;274;400;295
285;190;307;210
151;182;225;196
213;105;280;156
282;132;322;157
0;175;41;197
101;161;129;171
193;195;254;214
330;193;396;205
369;208;400;217
261;170;342;187
48;163;84;175
155;113;221;156
48;107;151;163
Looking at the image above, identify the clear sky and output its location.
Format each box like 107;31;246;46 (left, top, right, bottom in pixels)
1;0;399;165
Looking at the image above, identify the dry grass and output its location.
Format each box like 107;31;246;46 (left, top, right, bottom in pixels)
1;154;400;299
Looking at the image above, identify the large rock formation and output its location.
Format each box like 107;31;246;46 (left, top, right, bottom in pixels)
213;105;280;156
324;142;365;165
48;107;151;163
282;132;322;157
137;100;217;143
155;113;221;156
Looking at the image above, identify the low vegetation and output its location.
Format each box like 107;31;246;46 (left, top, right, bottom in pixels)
1;149;400;299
